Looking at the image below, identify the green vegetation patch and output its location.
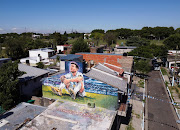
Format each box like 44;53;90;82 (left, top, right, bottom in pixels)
161;67;167;75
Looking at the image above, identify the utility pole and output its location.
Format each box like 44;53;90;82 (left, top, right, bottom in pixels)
172;45;178;86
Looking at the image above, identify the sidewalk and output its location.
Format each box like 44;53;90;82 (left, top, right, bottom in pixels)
160;67;180;127
120;76;144;130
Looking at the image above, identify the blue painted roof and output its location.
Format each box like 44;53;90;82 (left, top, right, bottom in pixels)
61;54;82;61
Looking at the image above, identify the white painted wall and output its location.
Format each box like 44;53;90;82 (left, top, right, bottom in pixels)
114;48;134;54
57;46;64;52
168;61;180;69
29;50;49;59
60;61;65;70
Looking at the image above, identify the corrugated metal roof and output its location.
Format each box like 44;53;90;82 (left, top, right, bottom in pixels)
94;63;118;76
50;54;67;59
104;63;124;75
0;102;46;130
18;64;49;80
85;68;127;93
116;46;137;49
0;58;11;61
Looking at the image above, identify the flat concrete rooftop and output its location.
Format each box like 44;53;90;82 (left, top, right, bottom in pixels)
22;100;117;130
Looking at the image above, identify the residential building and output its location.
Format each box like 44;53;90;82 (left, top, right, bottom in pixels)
166;50;180;69
75;52;133;73
114;46;137;54
84;33;91;39
32;34;40;39
56;45;72;54
20;48;55;66
18;64;49;100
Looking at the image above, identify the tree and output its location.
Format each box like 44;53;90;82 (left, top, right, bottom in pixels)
71;38;90;54
128;46;153;58
91;29;105;34
3;37;28;60
163;34;180;50
104;32;117;46
153;26;174;40
90;32;104;45
36;62;44;69
175;28;180;34
128;44;167;58
126;37;150;46
0;61;24;110
134;59;151;74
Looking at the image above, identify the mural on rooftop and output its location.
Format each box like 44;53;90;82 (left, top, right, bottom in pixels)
43;61;118;110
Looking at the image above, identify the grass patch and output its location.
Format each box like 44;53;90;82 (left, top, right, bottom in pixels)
126;118;135;130
150;40;164;46
132;110;141;119
42;85;118;110
137;80;144;88
161;67;167;75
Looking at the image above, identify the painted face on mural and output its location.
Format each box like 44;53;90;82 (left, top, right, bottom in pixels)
70;63;78;74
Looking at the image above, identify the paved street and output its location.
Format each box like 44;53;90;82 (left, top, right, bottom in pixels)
147;71;179;130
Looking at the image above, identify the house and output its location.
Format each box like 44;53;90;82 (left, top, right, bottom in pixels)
166;50;180;69
86;63;130;116
90;45;105;53
32;34;40;39
20;48;55;66
114;46;137;54
84;33;91;39
56;45;72;54
75;52;134;74
18;64;49;100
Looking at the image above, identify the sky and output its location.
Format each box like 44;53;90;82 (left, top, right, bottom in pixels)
0;0;180;34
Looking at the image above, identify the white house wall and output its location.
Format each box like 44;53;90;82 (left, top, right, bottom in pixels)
168;61;180;69
114;48;134;54
60;61;65;70
124;73;130;83
29;51;49;59
57;46;64;52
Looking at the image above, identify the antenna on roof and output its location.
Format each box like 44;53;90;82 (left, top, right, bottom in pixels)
104;58;106;63
117;58;120;63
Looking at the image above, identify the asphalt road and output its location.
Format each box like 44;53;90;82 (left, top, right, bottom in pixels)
147;71;179;130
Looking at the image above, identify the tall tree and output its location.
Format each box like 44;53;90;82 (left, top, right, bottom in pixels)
3;37;27;60
104;32;117;46
163;34;180;50
0;61;24;110
71;38;90;54
91;29;105;34
126;37;150;46
134;59;151;74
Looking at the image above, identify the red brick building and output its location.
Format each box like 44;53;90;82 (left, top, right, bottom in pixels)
76;53;133;72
